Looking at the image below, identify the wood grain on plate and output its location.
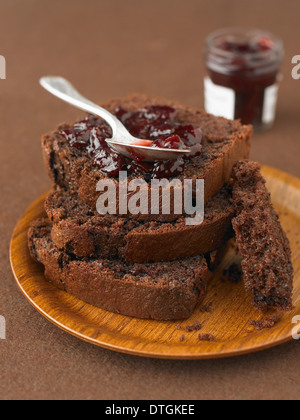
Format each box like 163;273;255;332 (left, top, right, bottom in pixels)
9;166;300;359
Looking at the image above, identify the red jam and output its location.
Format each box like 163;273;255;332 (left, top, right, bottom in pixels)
204;28;284;131
60;105;202;179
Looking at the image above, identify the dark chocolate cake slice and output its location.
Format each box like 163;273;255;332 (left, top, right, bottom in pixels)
231;161;294;311
44;185;234;263
42;93;252;221
28;219;213;320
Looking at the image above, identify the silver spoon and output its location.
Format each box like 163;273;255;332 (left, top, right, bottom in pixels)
39;76;191;162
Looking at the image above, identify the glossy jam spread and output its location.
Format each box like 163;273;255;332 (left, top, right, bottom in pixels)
60;105;202;179
205;28;284;131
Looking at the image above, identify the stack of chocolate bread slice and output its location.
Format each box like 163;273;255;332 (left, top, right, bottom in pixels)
28;94;294;320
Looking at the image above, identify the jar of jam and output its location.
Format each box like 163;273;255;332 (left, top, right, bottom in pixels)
204;28;284;131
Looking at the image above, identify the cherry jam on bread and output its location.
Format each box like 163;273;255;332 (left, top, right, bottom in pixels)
60;105;202;178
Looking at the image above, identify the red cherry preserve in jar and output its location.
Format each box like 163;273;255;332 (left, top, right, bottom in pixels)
204;28;284;131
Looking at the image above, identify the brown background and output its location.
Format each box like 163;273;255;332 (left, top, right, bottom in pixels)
1;0;300;400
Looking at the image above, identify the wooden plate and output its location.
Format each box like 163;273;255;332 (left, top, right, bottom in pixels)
10;166;300;359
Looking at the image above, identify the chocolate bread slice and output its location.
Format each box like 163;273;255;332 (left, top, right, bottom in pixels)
42;93;252;221
28;219;213;320
231;161;294;311
45;185;234;263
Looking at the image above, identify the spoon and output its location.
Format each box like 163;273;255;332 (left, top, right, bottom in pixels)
39;77;191;162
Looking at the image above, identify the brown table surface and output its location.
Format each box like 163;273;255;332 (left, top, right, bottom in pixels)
1;0;300;400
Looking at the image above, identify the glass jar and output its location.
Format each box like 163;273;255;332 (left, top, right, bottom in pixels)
204;28;284;131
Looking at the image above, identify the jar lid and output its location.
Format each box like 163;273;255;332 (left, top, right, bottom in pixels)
205;27;284;76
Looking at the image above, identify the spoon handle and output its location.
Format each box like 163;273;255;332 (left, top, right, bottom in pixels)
40;76;126;138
